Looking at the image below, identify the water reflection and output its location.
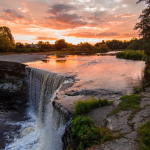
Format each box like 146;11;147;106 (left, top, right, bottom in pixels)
42;59;50;63
25;55;145;95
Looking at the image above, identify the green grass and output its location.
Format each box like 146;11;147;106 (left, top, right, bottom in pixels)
109;95;141;116
133;86;144;94
138;121;150;150
116;50;145;60
73;96;112;117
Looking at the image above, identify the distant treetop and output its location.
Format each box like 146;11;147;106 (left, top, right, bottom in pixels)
0;26;15;44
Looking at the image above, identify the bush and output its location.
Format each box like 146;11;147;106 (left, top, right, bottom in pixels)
73;97;112;116
138;121;150;150
133;86;143;94
71;116;113;150
116;51;145;60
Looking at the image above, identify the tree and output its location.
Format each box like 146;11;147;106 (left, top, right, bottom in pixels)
16;42;24;48
99;44;109;52
37;41;44;48
55;39;68;50
135;0;150;41
135;0;150;58
0;26;15;52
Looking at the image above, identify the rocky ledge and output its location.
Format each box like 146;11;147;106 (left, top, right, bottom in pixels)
86;88;150;150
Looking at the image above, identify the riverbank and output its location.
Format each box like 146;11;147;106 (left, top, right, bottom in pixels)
84;88;150;150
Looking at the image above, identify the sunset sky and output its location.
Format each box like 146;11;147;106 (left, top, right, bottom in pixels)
0;0;147;44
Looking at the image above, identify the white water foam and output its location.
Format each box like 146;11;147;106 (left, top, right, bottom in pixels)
4;67;68;150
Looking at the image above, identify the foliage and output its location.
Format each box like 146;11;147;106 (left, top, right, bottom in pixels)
0;26;15;43
135;1;150;80
135;0;150;41
71;116;100;149
70;97;113;150
116;51;145;60
55;39;68;50
99;44;110;52
16;42;24;48
95;40;131;50
109;95;141;116
0;26;15;52
133;86;144;94
127;38;147;50
36;41;52;49
71;116;113;150
138;121;150;150
73;97;112;117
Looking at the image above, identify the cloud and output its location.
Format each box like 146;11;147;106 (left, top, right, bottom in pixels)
34;37;58;40
63;31;138;39
47;13;87;28
3;8;24;19
47;4;76;15
114;13;135;18
0;0;146;43
63;32;120;38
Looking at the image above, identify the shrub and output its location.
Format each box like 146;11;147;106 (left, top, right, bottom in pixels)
116;51;145;60
73;97;112;116
138;121;150;150
133;86;143;94
71;116;113;150
69;97;114;150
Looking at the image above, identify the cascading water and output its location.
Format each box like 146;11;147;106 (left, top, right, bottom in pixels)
5;67;70;150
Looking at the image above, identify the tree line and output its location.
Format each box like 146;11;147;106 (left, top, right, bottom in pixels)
0;26;150;54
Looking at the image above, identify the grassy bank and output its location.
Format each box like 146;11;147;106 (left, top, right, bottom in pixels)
116;50;145;60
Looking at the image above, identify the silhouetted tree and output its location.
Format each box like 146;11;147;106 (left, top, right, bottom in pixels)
0;26;15;52
55;39;68;50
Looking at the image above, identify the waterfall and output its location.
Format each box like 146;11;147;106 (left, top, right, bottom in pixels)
5;67;71;150
26;67;68;150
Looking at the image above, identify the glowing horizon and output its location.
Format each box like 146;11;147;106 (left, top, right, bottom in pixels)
0;0;147;44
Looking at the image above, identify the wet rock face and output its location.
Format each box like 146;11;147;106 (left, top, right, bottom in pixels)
0;62;28;149
0;79;26;112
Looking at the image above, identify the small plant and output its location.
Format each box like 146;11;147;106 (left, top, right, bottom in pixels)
133;86;143;94
71;116;113;150
109;95;141;116
73;97;112;117
138;121;150;150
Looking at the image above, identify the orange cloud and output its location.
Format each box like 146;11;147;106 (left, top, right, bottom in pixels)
34;37;58;41
114;13;135;18
0;0;146;44
63;32;138;39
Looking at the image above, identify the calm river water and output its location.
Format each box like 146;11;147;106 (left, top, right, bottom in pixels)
26;55;145;98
